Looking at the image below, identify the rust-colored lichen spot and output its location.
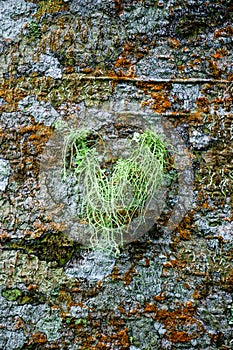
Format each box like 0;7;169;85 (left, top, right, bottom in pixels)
77;318;129;349
0;123;53;182
137;81;165;94
122;264;138;285
0;77;28;106
153;293;166;302
208;59;224;79
110;265;120;280
25;221;67;240
150;92;171;113
196;96;210;113
114;0;124;16
144;303;157;313
27;332;47;345
138;82;172;113
111;328;130;348
144;303;203;343
0;225;11;243
225;269;233;288
174;210;195;241
39;16;76;55
109;258;142;286
212;52;224;60
115;56;133;69
167;37;181;49
114;34;155;77
214;25;233;38
115;40;149;69
14;317;25;330
192;289;202;300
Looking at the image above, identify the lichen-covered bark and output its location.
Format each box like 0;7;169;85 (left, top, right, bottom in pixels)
0;0;232;349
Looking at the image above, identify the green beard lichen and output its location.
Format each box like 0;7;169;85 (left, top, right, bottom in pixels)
63;128;170;254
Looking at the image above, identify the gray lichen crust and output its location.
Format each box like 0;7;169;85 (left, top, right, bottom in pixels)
0;0;232;349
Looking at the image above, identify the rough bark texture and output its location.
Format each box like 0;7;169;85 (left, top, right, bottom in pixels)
0;0;232;349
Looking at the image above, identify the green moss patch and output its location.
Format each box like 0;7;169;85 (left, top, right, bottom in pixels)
7;231;76;267
2;288;22;301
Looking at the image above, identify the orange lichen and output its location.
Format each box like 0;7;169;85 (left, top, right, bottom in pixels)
78;322;130;349
196;96;210;112
177;228;192;240
178;65;185;72
118;305;126;314
224;269;233;292
202;202;213;210
154;305;203;343
124;302;203;344
136;81;171;113
141;92;171;113
27;332;47;345
110;266;120;280
170;259;187;269
212;52;224;59
167;37;181;48
175;210;195;241
145;257;150;267
114;37;149;75
144;303;157;312
192;290;202;300
0;122;53;186
153;294;166;302
214;25;233;38
14;317;25;330
114;0;124;16
117;328;130;348
115;57;133;69
208;59;223;79
0;77;30;105
122;264;138;285
27;284;38;291
163;261;173;268
0;232;11;242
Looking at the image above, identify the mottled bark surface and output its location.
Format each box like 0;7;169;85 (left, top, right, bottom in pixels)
0;0;232;349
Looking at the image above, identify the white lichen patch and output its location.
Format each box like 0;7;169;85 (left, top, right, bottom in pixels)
65;251;115;281
18;95;59;126
0;158;10;191
37;312;62;341
171;84;199;110
35;53;63;79
189;129;210;149
0;0;37;41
